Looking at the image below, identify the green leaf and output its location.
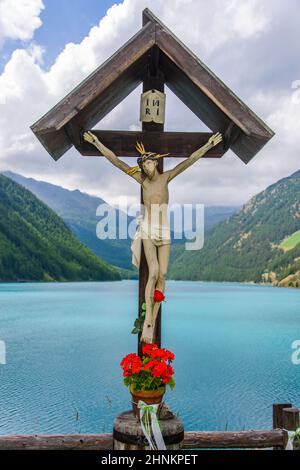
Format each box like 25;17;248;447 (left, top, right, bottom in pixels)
168;378;176;391
141;302;147;311
131;327;140;334
123;377;131;387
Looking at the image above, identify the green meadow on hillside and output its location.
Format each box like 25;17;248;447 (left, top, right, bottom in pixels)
279;230;300;251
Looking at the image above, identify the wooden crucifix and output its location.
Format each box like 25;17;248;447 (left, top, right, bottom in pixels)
83;127;222;346
30;9;274;354
82;52;222;348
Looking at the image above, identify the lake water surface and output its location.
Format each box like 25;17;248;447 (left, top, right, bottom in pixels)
0;281;299;434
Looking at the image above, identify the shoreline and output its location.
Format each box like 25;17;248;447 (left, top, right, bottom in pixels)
0;278;299;290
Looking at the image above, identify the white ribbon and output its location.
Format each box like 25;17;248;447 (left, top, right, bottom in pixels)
137;400;167;450
285;428;300;450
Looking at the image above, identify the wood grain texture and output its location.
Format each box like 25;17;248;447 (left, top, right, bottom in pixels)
0;434;113;450
145;8;274;163
182;430;287;449
79;130;224;158
0;429;287;450
31;127;72;162
282;407;300;431
30;8;274;163
113;410;184;450
138;59;165;353
272;403;292;450
144;8;273;139
273;403;292;430
31;21;155;135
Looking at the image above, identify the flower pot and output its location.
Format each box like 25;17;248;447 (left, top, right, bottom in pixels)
130;384;166;420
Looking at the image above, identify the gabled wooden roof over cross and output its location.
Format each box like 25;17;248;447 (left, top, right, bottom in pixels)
31;8;274;164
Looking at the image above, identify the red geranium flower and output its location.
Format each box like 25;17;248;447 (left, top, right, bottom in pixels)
153;290;165;302
143;358;159;371
120;345;175;391
166;364;174;376
120;353;142;376
150;348;175;362
142;343;158;356
162;375;172;384
152;361;168;378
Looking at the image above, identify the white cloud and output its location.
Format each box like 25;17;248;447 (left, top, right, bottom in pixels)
0;0;44;46
225;0;269;38
0;0;299;207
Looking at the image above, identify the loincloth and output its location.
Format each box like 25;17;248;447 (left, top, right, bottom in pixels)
131;216;171;268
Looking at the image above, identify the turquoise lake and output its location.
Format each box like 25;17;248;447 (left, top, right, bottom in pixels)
0;281;299;434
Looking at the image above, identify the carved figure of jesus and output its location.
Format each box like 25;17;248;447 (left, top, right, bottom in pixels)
83;131;222;344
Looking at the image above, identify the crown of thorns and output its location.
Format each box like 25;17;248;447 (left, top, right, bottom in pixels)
125;142;170;176
135;141;169;167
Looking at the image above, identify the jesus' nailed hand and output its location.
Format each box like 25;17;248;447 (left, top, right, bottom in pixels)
83;131;223;344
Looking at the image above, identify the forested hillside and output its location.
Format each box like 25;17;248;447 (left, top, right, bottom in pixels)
4;171;133;270
0;175;120;282
169;170;300;286
4;172;239;272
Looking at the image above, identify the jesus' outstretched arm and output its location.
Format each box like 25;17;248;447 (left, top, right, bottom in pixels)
83;131;142;184
165;132;223;182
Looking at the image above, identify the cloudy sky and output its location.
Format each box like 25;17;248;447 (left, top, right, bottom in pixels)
0;0;299;208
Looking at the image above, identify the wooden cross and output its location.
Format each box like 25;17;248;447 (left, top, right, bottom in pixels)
31;9;274;355
77;62;224;352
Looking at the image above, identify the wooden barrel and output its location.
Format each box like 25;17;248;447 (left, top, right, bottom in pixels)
113;409;184;450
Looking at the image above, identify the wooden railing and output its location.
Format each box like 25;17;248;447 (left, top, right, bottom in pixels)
0;429;287;450
0;403;298;450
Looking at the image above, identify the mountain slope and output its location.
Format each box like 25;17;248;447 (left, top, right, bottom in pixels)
0;175;120;282
4;172;239;271
4;171;133;270
169;170;300;284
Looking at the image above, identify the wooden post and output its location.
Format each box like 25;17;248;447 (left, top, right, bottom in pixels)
273;403;292;429
282;407;300;450
113;410;184;450
138;44;165;355
273;403;292;449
